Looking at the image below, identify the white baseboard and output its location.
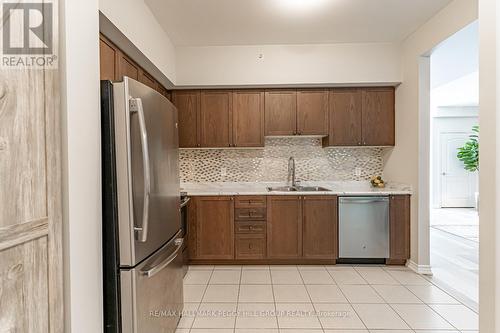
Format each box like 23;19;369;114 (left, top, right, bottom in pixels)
407;260;433;275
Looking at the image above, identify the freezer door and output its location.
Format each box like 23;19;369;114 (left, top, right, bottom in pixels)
113;77;181;266
121;231;184;333
338;197;390;258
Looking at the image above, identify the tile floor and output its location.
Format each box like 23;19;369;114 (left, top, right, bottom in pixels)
177;264;478;333
430;208;479;306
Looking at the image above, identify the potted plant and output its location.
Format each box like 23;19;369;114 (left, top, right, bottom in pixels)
457;125;479;209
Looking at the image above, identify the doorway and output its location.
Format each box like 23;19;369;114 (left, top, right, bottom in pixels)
428;21;479;306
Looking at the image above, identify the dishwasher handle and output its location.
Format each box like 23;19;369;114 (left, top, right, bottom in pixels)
339;197;389;204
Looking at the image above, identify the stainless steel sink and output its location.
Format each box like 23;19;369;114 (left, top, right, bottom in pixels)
267;185;331;192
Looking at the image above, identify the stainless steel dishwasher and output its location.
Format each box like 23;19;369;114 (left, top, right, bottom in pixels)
338;196;389;261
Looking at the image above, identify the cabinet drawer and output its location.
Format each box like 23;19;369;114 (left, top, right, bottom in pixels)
235;234;266;259
235;208;267;221
235;221;266;234
235;196;267;208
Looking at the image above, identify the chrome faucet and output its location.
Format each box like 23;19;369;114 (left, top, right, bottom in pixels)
288;156;296;187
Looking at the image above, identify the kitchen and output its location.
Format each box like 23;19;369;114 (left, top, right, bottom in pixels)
0;0;491;333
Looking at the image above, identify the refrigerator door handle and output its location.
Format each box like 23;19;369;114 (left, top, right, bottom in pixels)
130;97;151;242
140;238;184;278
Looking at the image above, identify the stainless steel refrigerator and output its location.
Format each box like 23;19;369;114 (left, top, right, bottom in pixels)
101;77;183;333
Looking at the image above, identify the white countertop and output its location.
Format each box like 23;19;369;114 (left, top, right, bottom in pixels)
180;181;412;196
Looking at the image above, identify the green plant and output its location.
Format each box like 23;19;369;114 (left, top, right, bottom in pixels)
457;125;479;172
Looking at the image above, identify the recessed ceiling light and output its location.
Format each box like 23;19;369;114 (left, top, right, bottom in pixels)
275;0;327;12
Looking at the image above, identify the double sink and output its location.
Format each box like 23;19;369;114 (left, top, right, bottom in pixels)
267;185;331;192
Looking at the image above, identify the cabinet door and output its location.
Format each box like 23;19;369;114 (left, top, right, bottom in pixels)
362;88;395;146
265;90;297;136
196;196;234;260
388;195;410;263
297;90;329;135
172;91;200;148
267;196;302;259
99;35;118;80
138;69;157;90
156;84;169;99
302;196;338;259
329;89;362;146
117;52;139;81
200;91;233;147
233;90;265;147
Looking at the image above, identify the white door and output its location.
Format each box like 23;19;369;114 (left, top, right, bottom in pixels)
440;132;477;207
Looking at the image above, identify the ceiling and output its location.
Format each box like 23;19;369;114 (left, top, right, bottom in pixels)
145;0;453;46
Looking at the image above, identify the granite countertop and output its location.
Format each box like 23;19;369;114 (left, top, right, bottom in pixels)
180;181;412;196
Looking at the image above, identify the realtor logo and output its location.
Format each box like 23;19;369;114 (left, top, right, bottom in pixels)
1;0;57;68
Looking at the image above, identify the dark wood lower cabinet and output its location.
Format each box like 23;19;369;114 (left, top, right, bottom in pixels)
387;195;411;264
194;196;234;260
267;196;303;259
302;196;338;259
188;194;410;265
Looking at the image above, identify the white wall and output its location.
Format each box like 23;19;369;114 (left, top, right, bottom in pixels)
383;0;478;268
175;43;401;87
99;0;176;83
60;0;103;332
431;21;479;89
478;0;500;330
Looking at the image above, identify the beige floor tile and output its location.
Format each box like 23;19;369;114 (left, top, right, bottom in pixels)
352;304;410;330
214;265;242;270
242;265;270;270
174;329;190;333
329;270;367;285
369;331;413;333
314;303;366;329
177;302;199;328
184;285;207;303
429;304;479;330
235;329;278;333
236;303;278;328
192;303;237;329
414;331;459;333
324;330;368;333
325;265;355;271
306;285;348;303
239;285;275;303
189;265;214;271
241;270;272;284
184;270;213;285
189;328;234;333
300;270;335;284
209;270;241;284
273;285;311;303
391;304;454;330
270;265;299;271
372;285;422;304
339;285;384;304
355;267;400;285
202;285;239;303
280;330;323;333
297;265;327;271
387;270;432;285
271;270;303;284
406;285;460;304
275;303;322;329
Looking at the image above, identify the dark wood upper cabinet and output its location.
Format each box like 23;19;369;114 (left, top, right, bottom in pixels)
138;69;157;90
200;91;233;147
117;53;139;81
388;195;410;264
302;196;338;259
99;36;118;81
265;90;297;136
232;90;265;147
296;90;329;135
172;90;200;148
362;88;395;146
328;89;363;146
195;196;234;260
267;196;302;259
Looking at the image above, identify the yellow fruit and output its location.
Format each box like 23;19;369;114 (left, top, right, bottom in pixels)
378;183;385;188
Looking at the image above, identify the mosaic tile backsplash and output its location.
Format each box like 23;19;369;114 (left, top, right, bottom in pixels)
179;137;385;183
